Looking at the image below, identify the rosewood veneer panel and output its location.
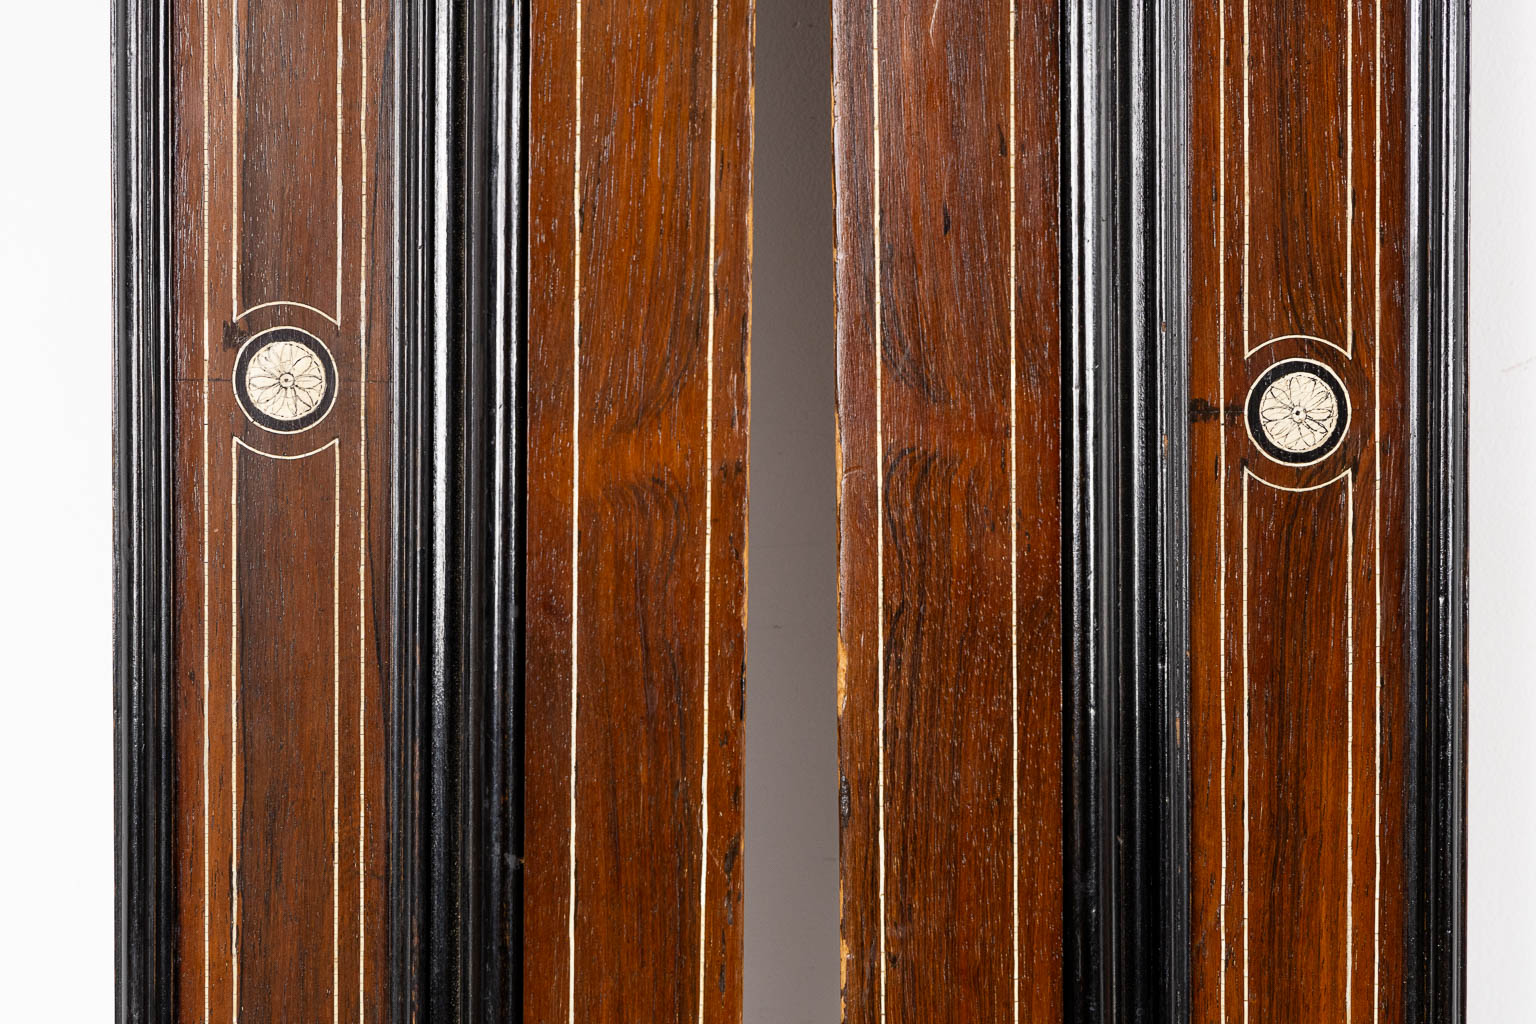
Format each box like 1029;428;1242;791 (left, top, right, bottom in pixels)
1189;2;1410;1020
169;0;392;1021
524;0;752;1020
832;1;1063;1020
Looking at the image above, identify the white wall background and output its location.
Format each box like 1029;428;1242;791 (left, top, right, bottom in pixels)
0;2;115;1016
0;1;1528;1019
1467;1;1536;1018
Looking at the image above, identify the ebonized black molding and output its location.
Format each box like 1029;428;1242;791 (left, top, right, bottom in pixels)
1120;0;1192;1018
1405;1;1469;1021
392;0;527;1021
1062;1;1190;1019
1061;0;1113;1013
112;0;175;1020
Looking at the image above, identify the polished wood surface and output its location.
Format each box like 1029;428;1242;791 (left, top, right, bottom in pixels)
170;1;392;1019
1188;1;1409;1020
524;0;752;1019
832;1;1063;1020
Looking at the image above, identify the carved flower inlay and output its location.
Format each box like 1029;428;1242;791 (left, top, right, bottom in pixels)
1255;370;1340;454
244;339;329;422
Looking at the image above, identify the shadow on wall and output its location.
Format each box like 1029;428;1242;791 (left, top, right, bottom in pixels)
746;3;839;1024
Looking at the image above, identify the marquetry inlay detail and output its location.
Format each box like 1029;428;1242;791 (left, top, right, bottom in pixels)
1245;358;1350;465
171;1;385;1020
234;328;338;434
1196;2;1394;1022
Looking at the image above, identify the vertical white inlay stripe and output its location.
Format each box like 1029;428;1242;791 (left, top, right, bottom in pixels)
1346;0;1353;361
333;440;342;1024
359;2;371;1017
1241;3;1250;1018
333;24;345;1022
230;436;241;1024
1217;1;1229;1017
200;0;212;1017
870;0;886;1019
568;1;583;1019
335;0;344;333
1372;2;1384;1017
231;7;239;321
229;1;345;327
1242;466;1355;1024
228;437;341;1024
1347;452;1356;1024
1345;6;1356;1017
697;0;720;1019
1007;2;1020;1020
1227;7;1371;1020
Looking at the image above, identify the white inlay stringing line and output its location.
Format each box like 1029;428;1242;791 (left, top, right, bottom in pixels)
697;0;720;1018
1240;5;1362;1018
234;300;343;327
333;16;345;1022
1346;0;1353;363
230;436;343;1024
230;4;345;327
200;0;212;1018
333;414;343;1024
1372;1;1383;1017
359;1;371;1016
1346;6;1357;1008
1248;332;1351;359
1008;0;1021;1020
230;435;240;1024
567;0;583;1017
1216;0;1228;1017
1226;5;1380;1020
1240;0;1250;1015
1241;463;1355;1021
216;5;368;1018
230;0;237;324
870;0;887;1018
335;0;344;333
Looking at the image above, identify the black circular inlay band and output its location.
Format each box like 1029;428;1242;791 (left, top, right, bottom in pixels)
1244;357;1350;466
232;327;339;435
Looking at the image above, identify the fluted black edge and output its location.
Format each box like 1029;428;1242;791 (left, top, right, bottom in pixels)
1062;1;1190;1019
112;0;175;1020
391;0;528;1021
1405;1;1469;1021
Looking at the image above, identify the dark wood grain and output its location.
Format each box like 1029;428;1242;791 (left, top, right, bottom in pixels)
170;1;392;1020
833;1;1062;1020
236;0;339;318
524;0;751;1020
234;440;339;1022
1188;1;1408;1021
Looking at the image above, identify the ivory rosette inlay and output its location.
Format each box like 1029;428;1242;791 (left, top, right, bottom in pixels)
1257;370;1338;453
233;328;339;434
245;339;328;421
1244;358;1350;466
